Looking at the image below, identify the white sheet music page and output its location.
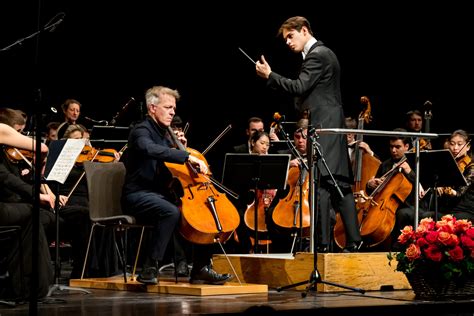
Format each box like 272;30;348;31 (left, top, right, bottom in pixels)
45;138;85;184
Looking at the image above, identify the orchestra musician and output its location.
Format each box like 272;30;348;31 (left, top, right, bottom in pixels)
366;128;432;250
47;124;118;279
271;118;311;253
0;123;54;300
434;129;474;222
232;116;279;154
121;85;232;285
405;109;432;150
57;99;83;140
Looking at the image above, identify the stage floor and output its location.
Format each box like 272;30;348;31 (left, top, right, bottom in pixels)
2;257;474;315
1;284;474;315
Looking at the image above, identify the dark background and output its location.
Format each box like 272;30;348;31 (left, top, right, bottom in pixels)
1;1;472;177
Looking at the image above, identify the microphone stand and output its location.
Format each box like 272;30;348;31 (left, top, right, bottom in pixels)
277;126;365;297
0;11;66;313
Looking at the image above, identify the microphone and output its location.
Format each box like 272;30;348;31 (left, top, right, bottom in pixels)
84;116;108;126
46;12;65;32
424;100;432;108
110;97;136;126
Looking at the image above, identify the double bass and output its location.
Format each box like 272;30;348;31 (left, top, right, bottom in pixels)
334;96;381;248
164;126;240;244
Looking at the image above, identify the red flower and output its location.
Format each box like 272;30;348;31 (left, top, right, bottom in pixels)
448;245;465;262
389;215;474;280
424;245;443;262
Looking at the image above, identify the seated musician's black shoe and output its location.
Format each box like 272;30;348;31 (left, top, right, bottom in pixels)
137;267;158;285
190;265;233;285
342;241;363;253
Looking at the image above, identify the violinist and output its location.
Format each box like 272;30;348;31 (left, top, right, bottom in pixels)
0;123;54;300
434;129;474;221
366;128;432;250
57;98;82;140
45;121;60;146
122;85;232;285
49;124;118;279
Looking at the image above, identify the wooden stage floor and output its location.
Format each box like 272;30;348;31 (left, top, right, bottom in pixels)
1;281;473;315
1;253;474;315
1;287;474;315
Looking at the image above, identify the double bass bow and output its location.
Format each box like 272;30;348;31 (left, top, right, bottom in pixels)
165;126;240;244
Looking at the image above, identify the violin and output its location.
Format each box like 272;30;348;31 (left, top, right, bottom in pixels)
4;146;34;163
75;145;119;164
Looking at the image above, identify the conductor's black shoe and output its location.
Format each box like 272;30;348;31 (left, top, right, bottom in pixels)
176;260;190;277
342;241;362;253
190;265;233;285
137;267;158;285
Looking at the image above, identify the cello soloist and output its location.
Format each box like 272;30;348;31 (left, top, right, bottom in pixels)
122;85;233;285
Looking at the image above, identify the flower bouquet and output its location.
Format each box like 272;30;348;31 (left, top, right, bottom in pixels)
388;215;474;299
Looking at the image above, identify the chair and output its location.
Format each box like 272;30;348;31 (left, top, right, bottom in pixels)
81;161;147;283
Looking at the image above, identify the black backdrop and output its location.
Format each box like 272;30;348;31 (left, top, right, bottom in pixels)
1;1;472;178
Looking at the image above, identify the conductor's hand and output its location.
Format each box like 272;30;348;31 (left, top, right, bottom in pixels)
187;155;209;175
256;55;272;79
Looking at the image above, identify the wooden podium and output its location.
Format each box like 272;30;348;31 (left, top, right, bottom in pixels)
212;252;410;292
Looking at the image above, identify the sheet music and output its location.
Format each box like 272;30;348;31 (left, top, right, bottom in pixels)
45;139;85;184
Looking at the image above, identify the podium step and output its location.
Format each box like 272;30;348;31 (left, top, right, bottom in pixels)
70;275;267;296
212;252;410;292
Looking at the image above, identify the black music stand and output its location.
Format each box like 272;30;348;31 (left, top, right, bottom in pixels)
44;140;91;297
222;154;291;253
405;149;467;220
90;126;130;151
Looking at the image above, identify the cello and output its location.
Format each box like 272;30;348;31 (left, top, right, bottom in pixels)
271;165;310;236
164;126;240;245
333;96;381;248
357;157;412;247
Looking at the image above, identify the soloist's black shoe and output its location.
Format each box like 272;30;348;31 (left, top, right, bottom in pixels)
342;241;362;253
176;260;190;277
137;267;158;285
190;265;233;285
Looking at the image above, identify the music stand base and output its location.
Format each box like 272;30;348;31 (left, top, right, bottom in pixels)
276;269;365;297
46;283;91;297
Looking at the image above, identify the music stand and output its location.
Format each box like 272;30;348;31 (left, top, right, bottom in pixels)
44;139;91;297
222;154;291;253
90;125;129;151
405;149;467;220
